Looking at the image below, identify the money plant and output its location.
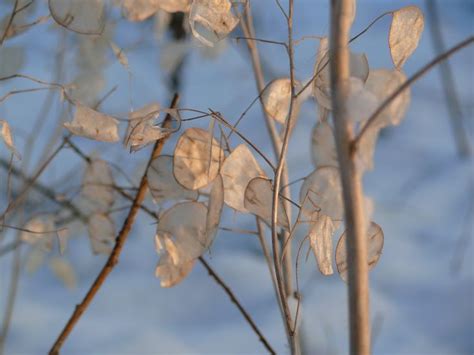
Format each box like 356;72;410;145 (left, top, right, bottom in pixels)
0;0;471;354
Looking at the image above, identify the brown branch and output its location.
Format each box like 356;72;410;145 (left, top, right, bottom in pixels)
330;1;371;354
354;36;474;150
0;0;19;46
198;257;276;354
49;94;180;355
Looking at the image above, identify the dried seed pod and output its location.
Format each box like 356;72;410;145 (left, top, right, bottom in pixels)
189;0;239;47
389;6;424;69
0;120;21;159
364;68;411;127
125;103;174;152
311;121;338;169
155;252;195;288
244;177;290;230
221;144;266;212
82;159;115;212
173;128;224;190
308;215;337;276
88;213;116;255
147;155;198;204
262;78;292;125
156;201;208;261
64;104;120;142
335;222;384;282
313;37;369;110
48;257;77;289
299;167;343;220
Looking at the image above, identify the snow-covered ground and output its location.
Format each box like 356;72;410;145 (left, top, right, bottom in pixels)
1;0;473;354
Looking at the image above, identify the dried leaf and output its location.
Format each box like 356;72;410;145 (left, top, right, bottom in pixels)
244;177;290;230
205;174;224;248
82;159;115;212
311;121;338;168
364;68;411;127
262;78;292;125
0;46;24;77
155;252;195;288
173;128;224;190
49;257;77;289
156;201;208;261
147;155;198;204
389;6;424;69
335;221;384;282
299;167;343;220
189;0;239;47
88;213;116;255
221;144;266;212
0;120;21;159
64;104;120;142
308;215;337;276
49;0;105;35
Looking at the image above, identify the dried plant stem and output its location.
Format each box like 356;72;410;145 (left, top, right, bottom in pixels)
355;36;474;149
198;257;276;354
330;1;371;354
425;0;471;157
0;0;18;46
241;3;296;339
49;94;180;355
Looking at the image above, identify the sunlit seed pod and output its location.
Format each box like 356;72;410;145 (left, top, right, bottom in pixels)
64;104;120;143
244;177;290;230
173;128;224;190
335;221;384;282
221;144;266;212
389;6;424;69
299;166;344;221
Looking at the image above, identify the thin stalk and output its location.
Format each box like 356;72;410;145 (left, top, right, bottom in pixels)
330;1;371;354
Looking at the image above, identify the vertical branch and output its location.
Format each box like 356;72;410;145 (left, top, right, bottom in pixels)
425;0;471;157
241;0;295;318
329;1;371;354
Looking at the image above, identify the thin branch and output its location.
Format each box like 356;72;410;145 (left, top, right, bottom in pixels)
354;36;474;149
0;0;19;46
198;257;276;354
49;94;180;355
330;1;371;354
425;0;471;157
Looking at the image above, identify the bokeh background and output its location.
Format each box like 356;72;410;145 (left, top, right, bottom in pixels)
0;0;473;354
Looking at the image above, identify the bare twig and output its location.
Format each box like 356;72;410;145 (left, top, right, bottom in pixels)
330;1;371;354
49;94;180;354
0;0;19;46
198;257;276;354
354;36;474;149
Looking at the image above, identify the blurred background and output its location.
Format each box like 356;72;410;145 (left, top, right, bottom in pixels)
0;0;472;353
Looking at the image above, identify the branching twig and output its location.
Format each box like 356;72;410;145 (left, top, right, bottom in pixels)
354;36;474;150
